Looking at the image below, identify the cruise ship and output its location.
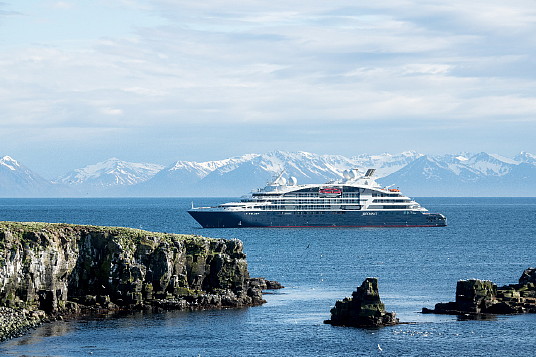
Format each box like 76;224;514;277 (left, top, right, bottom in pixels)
188;169;447;228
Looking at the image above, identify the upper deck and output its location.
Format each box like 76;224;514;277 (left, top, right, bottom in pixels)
232;169;426;212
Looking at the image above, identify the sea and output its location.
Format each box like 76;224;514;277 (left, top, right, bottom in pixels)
0;197;535;356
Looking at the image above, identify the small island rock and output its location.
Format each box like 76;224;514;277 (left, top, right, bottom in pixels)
423;268;536;316
324;277;399;328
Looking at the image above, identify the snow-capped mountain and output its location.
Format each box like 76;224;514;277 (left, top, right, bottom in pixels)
131;154;261;196
195;151;358;196
515;152;536;165
350;151;424;177
126;150;536;197
0;151;534;197
464;152;518;176
0;156;67;197
378;152;536;196
167;154;261;176
55;158;164;195
130;151;427;197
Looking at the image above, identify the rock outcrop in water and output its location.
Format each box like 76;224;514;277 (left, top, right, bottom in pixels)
324;278;399;327
0;221;275;340
422;268;536;316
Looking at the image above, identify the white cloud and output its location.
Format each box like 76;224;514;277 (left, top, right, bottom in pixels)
0;0;535;172
53;2;74;10
101;108;124;116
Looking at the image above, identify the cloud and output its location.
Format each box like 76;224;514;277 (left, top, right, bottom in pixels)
0;3;22;18
101;107;124;116
0;0;535;173
52;2;74;10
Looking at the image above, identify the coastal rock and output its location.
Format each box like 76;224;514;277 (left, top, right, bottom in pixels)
248;277;284;290
425;279;497;315
0;307;43;342
423;268;536;316
0;221;278;340
324;278;398;327
518;268;536;286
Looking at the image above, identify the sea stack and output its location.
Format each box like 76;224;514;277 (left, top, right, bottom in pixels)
324;277;399;327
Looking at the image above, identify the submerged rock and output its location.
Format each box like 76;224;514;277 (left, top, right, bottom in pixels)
423;268;536;316
0;221;279;340
324;278;398;328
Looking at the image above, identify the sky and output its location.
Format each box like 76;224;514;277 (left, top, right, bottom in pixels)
0;0;535;178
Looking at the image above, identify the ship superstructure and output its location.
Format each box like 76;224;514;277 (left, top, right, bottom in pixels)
188;169;446;228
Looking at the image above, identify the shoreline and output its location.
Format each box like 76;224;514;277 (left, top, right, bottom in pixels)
0;307;45;342
0;278;283;343
0;222;282;342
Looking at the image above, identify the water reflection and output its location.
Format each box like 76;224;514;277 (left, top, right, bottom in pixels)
456;313;499;321
9;320;74;346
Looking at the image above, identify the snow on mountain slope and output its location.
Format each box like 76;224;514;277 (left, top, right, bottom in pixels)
133;150;535;197
246;151;354;180
464;152;517;176
2;151;534;197
167;154;260;177
351;151;423;177
195;151;358;196
378;155;480;196
192;151;428;196
380;155;467;182
515;152;536;165
379;152;536;196
0;156;68;197
57;158;164;187
422;153;479;178
0;156;19;171
131;154;260;196
121;150;430;196
165;161;214;179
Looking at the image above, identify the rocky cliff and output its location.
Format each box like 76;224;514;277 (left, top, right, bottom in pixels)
0;222;270;340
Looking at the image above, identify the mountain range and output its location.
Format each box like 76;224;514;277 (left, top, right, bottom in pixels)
0;151;534;197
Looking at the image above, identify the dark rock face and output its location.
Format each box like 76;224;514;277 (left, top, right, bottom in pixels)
0;222;273;340
519;268;536;286
324;278;398;327
423;268;536;316
427;279;498;315
248;277;284;291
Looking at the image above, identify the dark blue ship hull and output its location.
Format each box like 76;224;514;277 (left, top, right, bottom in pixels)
188;210;447;228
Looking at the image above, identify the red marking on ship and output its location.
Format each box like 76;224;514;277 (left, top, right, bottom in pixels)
319;187;342;195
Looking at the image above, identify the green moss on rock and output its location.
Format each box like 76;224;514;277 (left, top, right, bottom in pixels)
0;221;265;318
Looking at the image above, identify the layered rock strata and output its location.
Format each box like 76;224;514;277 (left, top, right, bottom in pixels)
423;268;536;315
324;278;399;327
0;221;273;340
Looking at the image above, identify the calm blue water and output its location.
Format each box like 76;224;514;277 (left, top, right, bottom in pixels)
0;197;535;356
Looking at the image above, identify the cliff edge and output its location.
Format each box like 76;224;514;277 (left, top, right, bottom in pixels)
0;222;270;340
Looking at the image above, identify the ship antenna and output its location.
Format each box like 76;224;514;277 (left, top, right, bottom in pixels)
269;170;286;185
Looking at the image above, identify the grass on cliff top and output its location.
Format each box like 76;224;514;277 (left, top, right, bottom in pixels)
0;221;224;247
